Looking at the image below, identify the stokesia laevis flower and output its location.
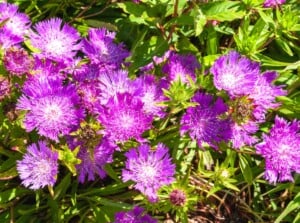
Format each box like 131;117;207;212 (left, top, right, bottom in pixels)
0;76;11;101
76;137;116;183
122;143;175;202
98;92;153;143
29;18;81;64
210;51;260;96
16;141;58;190
82;28;130;70
97;69;136;105
256;116;300;184
180;92;232;149
263;0;286;8
3;47;33;76
17;74;84;141
113;206;157;223
0;3;31;48
211;51;286;149
162;51;200;84
133;74;166;117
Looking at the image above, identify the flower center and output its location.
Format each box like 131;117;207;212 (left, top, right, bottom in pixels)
230;96;254;125
43;103;62;122
277;143;290;159
221;72;238;89
169;189;186;206
36;160;52;176
139;164;156;180
120;112;134;129
45;36;66;56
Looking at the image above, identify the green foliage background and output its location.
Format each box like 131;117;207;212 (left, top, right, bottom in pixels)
0;0;300;222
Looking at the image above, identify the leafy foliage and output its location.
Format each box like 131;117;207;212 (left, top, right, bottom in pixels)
0;0;300;222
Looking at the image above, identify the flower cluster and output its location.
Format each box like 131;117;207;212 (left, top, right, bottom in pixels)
210;51;286;149
1;2;296;222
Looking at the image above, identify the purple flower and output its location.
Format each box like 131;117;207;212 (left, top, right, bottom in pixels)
263;0;286;8
251;71;286;114
76;137;116;183
162;51;200;83
3;47;33;76
180;92;232;149
133;75;166;117
73;63;101;82
77;82;101;114
0;29;23;49
230;121;258;149
113;206;157;223
29;18;81;64
82;28;130;69
17;75;84;141
0;76;11;100
98;93;153;143
256;116;300;184
122;143;175;202
0;3;30;48
16;141;58;190
97;70;137;105
227;71;286;149
31;57;67;78
169;189;187;207
210;51;260;96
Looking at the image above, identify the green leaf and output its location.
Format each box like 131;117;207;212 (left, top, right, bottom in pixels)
201;1;246;22
0;166;18;180
104;164;121;182
238;154;253;184
0;188;29;204
54;173;71;200
257;9;275;29
78;181;132;197
193;7;207;36
275;38;294;56
275;192;300;223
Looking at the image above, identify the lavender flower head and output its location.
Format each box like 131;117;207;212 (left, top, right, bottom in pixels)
0;76;11;101
263;0;286;8
122;143;175;202
82;28;130;70
230;121;258;149
162;51;200;83
250;71;286;114
113;206;157;223
17;74;84;141
97;69;137;105
0;3;31;48
29;18;81;64
210;51;260;96
180;92;232;149
133;74;166;117
76;137;116;183
16;141;58;190
227;71;285;149
77;82;101;114
31;57;67;79
256;116;300;184
3;47;33;76
98;93;153;143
